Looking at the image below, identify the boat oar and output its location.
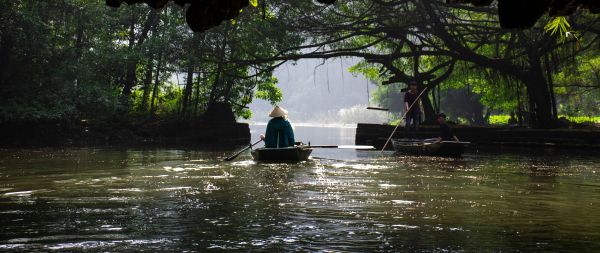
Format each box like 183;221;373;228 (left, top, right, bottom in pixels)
224;139;263;161
309;145;376;150
366;106;389;111
380;87;429;153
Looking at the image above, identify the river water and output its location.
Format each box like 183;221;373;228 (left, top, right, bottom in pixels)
1;125;599;252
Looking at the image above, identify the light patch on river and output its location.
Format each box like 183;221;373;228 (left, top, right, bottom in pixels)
0;130;599;252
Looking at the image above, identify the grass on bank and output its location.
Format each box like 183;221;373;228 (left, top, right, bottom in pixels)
488;115;600;125
388;115;600;126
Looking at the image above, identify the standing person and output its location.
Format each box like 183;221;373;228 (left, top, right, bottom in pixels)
436;113;460;142
260;106;295;148
404;81;422;139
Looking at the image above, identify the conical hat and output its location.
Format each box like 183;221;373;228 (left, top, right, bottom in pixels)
269;106;288;118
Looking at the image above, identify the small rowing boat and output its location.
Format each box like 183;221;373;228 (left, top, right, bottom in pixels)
392;139;470;157
251;145;313;162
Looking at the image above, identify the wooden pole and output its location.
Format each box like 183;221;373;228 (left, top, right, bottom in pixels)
381;87;428;152
224;139;263;161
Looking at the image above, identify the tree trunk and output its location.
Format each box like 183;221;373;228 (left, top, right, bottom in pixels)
523;61;556;128
121;19;137;102
207;27;229;107
74;25;85;60
121;10;160;101
182;63;194;115
223;77;235;102
549;79;558;119
0;33;14;87
516;80;524;126
122;62;137;99
140;57;154;112
194;75;202;116
150;55;163;115
208;66;223;106
545;55;558;119
432;87;439;114
470;100;486;125
465;87;486;125
421;92;437;124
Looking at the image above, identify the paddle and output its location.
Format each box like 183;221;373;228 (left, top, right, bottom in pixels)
366;106;389;111
223;139;263;161
309;145;376;150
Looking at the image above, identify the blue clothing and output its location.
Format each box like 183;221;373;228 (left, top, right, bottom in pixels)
264;117;295;148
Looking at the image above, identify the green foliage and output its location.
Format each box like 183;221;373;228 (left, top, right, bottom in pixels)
237;108;253;119
545;17;578;41
1;0;597;128
0;0;301;124
348;61;388;83
553;52;600;117
545;17;570;35
0;0;123;122
564;116;600;124
489;115;511;125
154;84;184;116
490;115;600;125
300;0;599;127
255;76;283;105
372;85;405;113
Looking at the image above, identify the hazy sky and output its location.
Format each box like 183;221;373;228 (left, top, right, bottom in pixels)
249;57;382;123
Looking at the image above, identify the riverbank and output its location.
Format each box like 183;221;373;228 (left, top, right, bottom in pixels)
356;123;600;150
0;118;250;148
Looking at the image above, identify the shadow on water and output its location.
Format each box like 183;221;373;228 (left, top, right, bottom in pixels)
0;126;599;252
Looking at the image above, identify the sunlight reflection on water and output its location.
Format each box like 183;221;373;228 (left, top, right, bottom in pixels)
0;133;600;251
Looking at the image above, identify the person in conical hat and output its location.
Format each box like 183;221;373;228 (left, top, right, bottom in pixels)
268;105;288;118
260;106;295;148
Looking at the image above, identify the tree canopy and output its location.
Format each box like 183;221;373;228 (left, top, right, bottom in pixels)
241;0;599;127
0;0;598;130
0;0;304;124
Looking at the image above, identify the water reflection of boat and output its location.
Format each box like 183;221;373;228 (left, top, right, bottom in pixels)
251;146;313;162
392;139;470;157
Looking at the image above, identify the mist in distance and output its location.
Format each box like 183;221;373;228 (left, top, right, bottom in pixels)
248;58;389;125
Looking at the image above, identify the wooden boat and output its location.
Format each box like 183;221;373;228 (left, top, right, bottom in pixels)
392;139;470;157
251;145;313;162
